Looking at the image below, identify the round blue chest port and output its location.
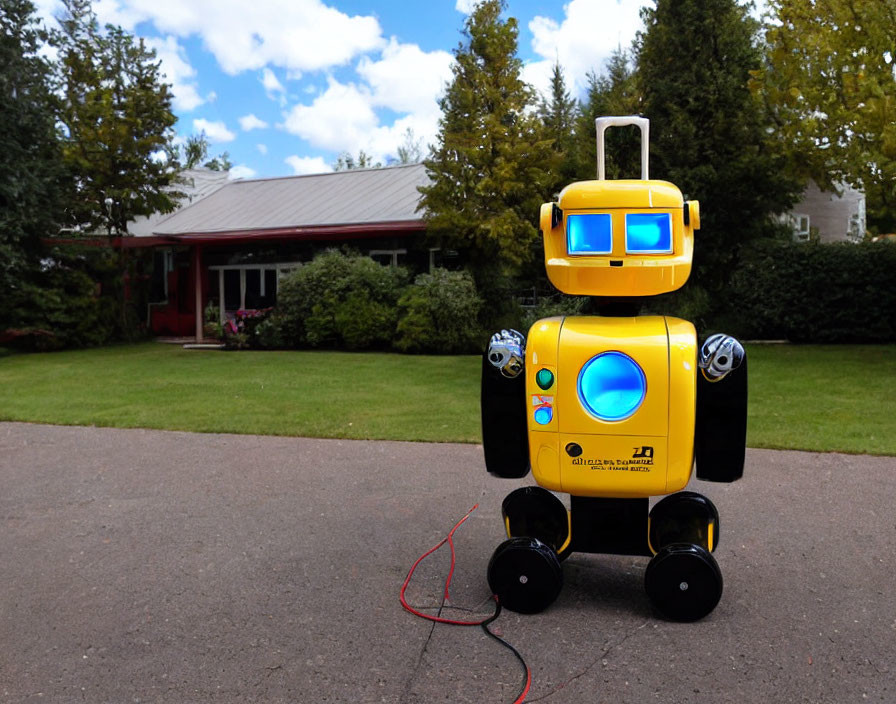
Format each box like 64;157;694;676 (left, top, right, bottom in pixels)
577;351;647;422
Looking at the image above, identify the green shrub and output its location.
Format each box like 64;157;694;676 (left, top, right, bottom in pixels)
727;240;896;342
253;313;287;349
275;250;408;350
394;268;483;353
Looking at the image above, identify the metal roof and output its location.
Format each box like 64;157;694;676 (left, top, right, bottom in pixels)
130;169;230;236
152;163;429;236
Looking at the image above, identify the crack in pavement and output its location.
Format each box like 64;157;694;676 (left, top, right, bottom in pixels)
528;619;651;702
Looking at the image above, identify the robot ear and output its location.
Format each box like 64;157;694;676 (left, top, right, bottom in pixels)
684;201;700;230
551;203;563;229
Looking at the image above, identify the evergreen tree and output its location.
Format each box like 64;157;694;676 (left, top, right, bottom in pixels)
418;0;557;310
637;0;799;306
0;0;65;331
574;49;642;182
55;0;180;236
537;61;577;192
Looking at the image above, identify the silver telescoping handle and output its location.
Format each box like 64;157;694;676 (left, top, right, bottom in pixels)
595;116;650;181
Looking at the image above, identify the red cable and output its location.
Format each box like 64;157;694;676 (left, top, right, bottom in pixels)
400;504;532;703
399;503;491;626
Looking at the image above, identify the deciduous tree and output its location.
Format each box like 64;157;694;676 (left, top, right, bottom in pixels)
55;0;180;236
753;0;896;232
333;149;381;170
180;132;232;172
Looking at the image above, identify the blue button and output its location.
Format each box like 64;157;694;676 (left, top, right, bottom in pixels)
534;406;553;425
578;352;646;422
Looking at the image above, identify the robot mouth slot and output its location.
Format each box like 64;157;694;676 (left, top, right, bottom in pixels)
610;260;623;267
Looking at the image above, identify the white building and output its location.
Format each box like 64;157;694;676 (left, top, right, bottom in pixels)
783;181;866;243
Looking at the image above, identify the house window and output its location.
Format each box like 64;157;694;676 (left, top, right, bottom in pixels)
210;261;302;321
428;248;460;271
792;214;810;242
149;249;175;302
369;249;407;267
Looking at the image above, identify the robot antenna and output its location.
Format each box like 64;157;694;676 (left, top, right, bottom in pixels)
595;116;649;181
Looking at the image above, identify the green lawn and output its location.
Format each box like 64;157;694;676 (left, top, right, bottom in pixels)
0;342;893;455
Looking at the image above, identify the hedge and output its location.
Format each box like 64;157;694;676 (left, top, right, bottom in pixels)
727;240;896;343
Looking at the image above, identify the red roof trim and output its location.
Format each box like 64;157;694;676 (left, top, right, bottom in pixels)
46;220;427;249
44;236;176;249
164;219;426;245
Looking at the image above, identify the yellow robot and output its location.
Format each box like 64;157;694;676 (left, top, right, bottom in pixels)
481;116;747;621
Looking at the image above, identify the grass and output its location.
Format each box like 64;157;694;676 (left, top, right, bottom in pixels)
0;343;482;443
0;342;894;455
744;344;896;455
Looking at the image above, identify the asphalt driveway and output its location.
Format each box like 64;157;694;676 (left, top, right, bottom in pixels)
1;422;894;703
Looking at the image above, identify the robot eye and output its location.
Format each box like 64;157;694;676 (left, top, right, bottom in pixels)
567;213;612;255
625;213;673;254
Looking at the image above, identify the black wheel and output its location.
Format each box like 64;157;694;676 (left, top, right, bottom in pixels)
487;537;563;614
645;543;723;622
649;491;720;553
501;486;570;554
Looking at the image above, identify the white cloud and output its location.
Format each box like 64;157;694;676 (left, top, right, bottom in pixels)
357;38;452;114
280;39;450;165
90;0;385;75
257;143;268;155
285;155;332;175
455;0;478;14
145;35;204;111
281;78;379;153
526;0;646;100
229;164;257;179
239;114;269;131
262;68;287;99
193;118;236;143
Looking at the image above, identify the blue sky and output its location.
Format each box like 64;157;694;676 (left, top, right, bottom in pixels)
34;0;651;179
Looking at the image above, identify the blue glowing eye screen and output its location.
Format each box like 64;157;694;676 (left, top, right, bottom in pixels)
577;351;647;422
625;213;673;254
567;213;612;255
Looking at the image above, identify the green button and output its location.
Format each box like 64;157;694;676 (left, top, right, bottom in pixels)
536;368;554;390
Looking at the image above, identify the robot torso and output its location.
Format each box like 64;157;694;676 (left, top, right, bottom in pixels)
525;315;697;498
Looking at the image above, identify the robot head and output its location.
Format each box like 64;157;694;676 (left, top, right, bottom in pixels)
540;116;699;298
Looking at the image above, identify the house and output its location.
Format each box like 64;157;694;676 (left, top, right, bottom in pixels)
134;163;431;340
783;180;866;243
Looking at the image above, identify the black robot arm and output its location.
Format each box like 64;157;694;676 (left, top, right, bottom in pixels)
695;334;748;482
481;330;530;478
